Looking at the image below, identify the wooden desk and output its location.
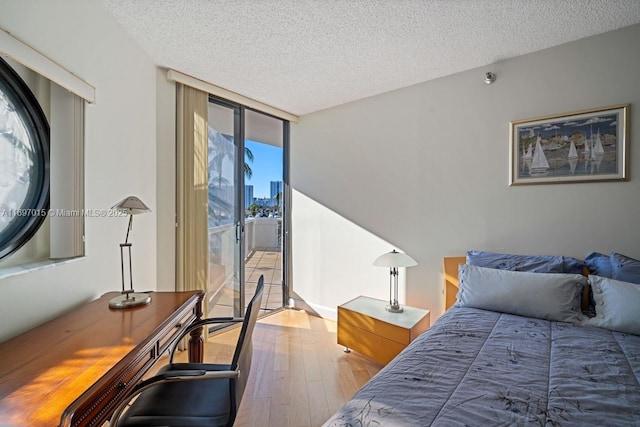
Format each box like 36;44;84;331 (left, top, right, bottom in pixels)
0;290;204;427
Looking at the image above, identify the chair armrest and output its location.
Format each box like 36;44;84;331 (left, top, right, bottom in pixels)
136;369;207;386
176;317;244;341
137;369;239;389
110;368;240;426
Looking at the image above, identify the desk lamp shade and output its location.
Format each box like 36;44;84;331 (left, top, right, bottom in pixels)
373;250;417;313
109;196;152;309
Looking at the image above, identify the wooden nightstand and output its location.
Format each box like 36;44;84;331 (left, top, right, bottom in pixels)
337;296;430;365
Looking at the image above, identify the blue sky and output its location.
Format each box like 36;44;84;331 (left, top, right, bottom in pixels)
245;140;282;198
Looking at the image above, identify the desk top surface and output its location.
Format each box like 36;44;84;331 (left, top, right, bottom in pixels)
0;291;202;427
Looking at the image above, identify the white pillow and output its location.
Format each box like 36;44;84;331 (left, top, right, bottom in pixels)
455;264;586;323
582;275;640;335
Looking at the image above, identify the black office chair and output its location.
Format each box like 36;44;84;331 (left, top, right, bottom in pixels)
111;276;265;427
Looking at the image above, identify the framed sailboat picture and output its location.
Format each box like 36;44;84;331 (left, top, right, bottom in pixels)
509;104;628;185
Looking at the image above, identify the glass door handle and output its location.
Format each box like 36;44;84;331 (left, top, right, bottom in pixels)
235;222;243;243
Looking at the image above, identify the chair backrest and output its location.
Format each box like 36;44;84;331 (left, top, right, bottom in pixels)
229;275;264;420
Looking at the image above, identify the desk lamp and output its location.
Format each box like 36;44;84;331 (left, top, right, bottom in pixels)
109;196;151;309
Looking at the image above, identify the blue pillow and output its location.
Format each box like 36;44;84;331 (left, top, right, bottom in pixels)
585;252;614;278
466;250;585;274
583;275;640;335
456;264;586;323
610;252;640;285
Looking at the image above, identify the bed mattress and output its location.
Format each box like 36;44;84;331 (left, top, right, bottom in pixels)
324;306;640;426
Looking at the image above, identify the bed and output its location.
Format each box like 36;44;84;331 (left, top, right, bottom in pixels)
324;252;640;426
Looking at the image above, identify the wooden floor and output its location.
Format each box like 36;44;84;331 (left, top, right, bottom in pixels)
171;308;383;427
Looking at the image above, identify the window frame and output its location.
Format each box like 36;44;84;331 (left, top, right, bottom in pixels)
0;57;50;260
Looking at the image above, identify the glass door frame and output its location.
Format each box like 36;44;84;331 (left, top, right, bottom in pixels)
245;107;291;312
282;120;291;308
208;95;290;318
208;94;245;317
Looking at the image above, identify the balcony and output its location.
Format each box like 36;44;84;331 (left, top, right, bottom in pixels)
208;217;283;317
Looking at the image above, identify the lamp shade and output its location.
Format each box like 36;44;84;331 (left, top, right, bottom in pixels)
373;250;417;268
111;196;151;215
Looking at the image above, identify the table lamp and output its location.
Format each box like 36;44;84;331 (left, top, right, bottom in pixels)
373;249;417;313
109;196;152;309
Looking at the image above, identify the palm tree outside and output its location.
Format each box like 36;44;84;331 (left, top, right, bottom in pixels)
208;128;254;227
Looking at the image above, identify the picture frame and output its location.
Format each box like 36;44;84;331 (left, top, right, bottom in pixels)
509;104;629;185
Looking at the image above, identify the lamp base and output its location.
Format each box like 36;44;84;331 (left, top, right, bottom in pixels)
109;292;151;309
386;304;404;313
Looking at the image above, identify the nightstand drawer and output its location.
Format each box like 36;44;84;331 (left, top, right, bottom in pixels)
337;322;405;365
337;296;430;365
338;305;410;345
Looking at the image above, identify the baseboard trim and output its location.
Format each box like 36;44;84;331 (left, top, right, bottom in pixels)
288;291;337;321
307;303;337;321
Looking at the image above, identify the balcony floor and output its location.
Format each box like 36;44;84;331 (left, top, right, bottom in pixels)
210;248;283;317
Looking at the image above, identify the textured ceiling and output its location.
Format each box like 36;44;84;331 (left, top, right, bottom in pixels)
102;0;640;116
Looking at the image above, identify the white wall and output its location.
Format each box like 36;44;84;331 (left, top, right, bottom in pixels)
291;190;408;319
0;0;158;342
291;24;640;321
156;67;177;292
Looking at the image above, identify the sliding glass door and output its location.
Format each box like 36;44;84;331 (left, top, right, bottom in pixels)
207;98;244;317
206;96;288;318
244;109;286;314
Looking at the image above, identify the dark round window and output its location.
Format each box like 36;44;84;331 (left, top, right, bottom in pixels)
0;58;50;261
